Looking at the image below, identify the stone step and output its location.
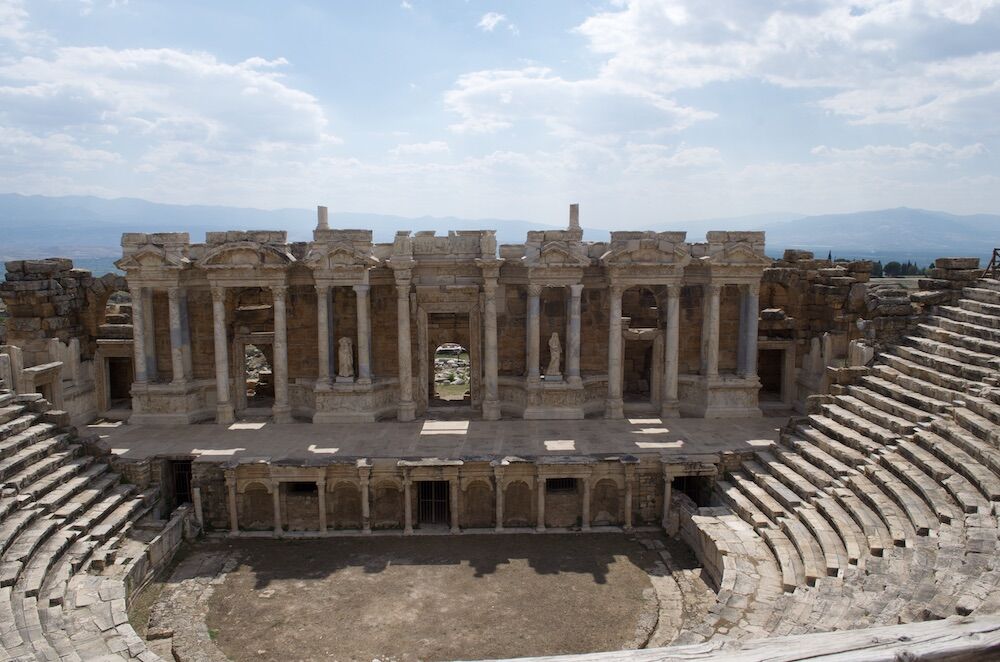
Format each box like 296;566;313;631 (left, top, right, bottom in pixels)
0;414;39;447
878;355;976;397
908;335;1000;371
67;483;134;534
846;474;911;547
729;470;788;521
913;429;1000;502
782;435;850;481
754;450;822;498
39;538;97;609
965;394;1000;426
0;405;26;426
845;386;932;426
954;407;1000;444
932;314;1000;344
18;454;93;503
758;527;805;592
893;345;994;383
0;507;41;558
960;297;1000;318
716;480;772;529
16;528;76;600
962;287;1000;305
861;465;936;536
862;373;952;414
50;473;116;521
916;322;1000;358
975;278;1000;292
0;392;15;408
89;495;147;543
937;305;1000;330
1;517;58;584
931;419;1000;477
0;434;67;485
0;421;55;462
813;496;865;565
819;402;899;445
795;424;868;468
1;447;78;493
741;460;803;511
796;505;847;577
778;516;826;585
878;452;960;525
34;463;110;514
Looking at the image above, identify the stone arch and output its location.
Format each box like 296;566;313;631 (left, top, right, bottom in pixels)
591;479;621;526
503;480;532;528
373;480;403;529
80;272;130;357
239;483;273;531
330;481;361;529
761;281;791;311
463;480;494;528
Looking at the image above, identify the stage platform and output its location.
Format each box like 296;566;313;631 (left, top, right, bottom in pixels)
89;415;785;464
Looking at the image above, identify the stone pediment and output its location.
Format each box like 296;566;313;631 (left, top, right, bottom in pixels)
600;242;692;268
197;242;294;269
115;246;189;271
304;242;379;271
524;241;590;268
703;242;771;267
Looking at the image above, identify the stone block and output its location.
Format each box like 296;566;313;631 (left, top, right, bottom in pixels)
927;267;980;281
910;290;952;305
934;257;980;270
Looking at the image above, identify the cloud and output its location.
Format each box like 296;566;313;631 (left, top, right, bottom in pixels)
477;11;517;34
389;141;450;156
400;0;412;10
0;0;52;50
811;142;987;161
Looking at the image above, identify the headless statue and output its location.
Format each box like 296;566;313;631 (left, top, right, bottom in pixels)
337;336;354;379
546;332;562;379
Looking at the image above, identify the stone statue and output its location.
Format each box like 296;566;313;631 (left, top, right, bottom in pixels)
545;332;562;379
337;337;354;380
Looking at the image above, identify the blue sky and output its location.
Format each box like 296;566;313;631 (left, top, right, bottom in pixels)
0;0;998;226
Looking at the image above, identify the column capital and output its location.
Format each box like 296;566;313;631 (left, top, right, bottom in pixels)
352;283;370;295
316;478;327;491
609;282;625;298
492;465;505;480
746;282;760;296
704;282;722;296
210;286;226;303
270;284;288;301
482;279;498;298
396;279;411;295
315;282;330;294
527;283;543;297
667;283;682;298
568;283;584;297
167;286;180;301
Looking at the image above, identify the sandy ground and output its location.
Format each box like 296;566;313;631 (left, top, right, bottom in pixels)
201;534;661;662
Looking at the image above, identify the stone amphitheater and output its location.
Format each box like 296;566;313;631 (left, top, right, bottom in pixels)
1;211;999;660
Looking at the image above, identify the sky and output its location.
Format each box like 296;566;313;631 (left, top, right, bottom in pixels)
0;0;998;227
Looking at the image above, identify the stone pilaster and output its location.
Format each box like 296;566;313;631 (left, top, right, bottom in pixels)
494;466;504;531
167;287;187;385
581;475;591;531
271;285;292;424
450;478;460;534
606;284;624;418
662;284;681;418
395;276;415;421
359;465;372;534
272;482;282;535
702;283;721;378
225;473;239;535
741;283;760;377
210;287;234;424
526;284;542;382
482;278;500;420
403;473;413;534
536;476;546;532
142;288;157;380
317;477;327;533
566;283;583;386
130;286;148;385
624;465;635;531
316;284;331;388
354;284;373;384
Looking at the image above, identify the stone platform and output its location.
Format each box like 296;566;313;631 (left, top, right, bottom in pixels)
89;415;783;464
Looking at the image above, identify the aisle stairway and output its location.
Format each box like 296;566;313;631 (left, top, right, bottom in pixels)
680;277;1000;645
0;392;164;661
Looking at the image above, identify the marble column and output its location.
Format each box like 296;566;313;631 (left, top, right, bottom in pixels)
167;287;186;385
180;292;193;381
354;284;373;384
661;465;673;532
271;285;292;423
130;287;148;385
360;472;372;534
317;478;327;533
581;476;591;531
403;475;413;534
741;284;760;378
482;280;500;420
396;279;416;421
450;478;460;534
142;288;157;380
536;476;546;532
272;482;282;535
210;287;234;424
316;284;331;388
226;475;238;534
701;283;721;378
662;284;681;418
624;466;635;531
526;284;542;382
494;467;505;532
606;284;625;418
566;284;583;386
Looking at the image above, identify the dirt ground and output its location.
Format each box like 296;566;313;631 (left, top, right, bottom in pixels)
203;533;659;662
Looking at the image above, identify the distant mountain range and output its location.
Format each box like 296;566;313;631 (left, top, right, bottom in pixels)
1;193;997;275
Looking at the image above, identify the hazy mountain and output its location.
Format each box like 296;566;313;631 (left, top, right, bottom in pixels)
1;194;997;274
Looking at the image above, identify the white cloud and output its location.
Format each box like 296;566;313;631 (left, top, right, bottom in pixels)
811;142;987;161
478;12;506;31
401;0;413;10
389;141;450;156
0;0;52;50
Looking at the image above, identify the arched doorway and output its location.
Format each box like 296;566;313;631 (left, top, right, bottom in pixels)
242;342;274;413
432;342;471;406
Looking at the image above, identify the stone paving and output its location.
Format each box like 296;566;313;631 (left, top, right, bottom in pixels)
90;416;784;463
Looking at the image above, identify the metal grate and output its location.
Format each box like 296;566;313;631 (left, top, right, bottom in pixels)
171;460;193;506
417;481;450;525
546;477;577;493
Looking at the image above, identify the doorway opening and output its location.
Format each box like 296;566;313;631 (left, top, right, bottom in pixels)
672;475;714;507
244;343;274;409
106;356;133;409
432;343;470;406
623;341;653;402
169;459;193;510
758;349;784;402
417;480;450;527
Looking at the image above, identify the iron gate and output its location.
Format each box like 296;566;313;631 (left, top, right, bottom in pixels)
417;481;450;525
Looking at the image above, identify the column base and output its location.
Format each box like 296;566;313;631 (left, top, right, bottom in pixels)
314;379;332;392
567;375;583;387
404;526;413;535
495;525;504;533
535;525;546;533
482;399;501;420
272;405;293;424
604;398;624;419
397;401;416;422
450;526;460;534
660;399;680;419
216;403;235;425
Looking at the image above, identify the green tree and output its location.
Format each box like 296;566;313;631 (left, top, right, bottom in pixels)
871;261;884;277
884;261;902;277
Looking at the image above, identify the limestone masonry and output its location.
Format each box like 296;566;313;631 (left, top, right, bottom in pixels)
2;207;1000;660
